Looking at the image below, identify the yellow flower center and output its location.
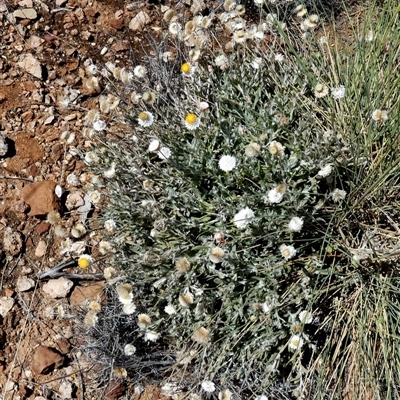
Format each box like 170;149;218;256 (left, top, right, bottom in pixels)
292;338;300;346
139;112;148;121
78;257;90;269
283;249;291;258
181;63;191;74
269;143;279;154
185;113;197;124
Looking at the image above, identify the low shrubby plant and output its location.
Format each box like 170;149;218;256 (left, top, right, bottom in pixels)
79;0;400;398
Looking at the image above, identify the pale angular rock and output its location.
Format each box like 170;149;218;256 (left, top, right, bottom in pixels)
0;133;8;156
59;380;73;399
27;35;45;48
77;194;92;222
65;192;84;210
35;240;47;258
43;277;74;298
70;282;104;306
111;41;129;52
129;11;150;31
18;53;42;79
13;8;37;19
16;276;35;292
20;180;60;216
31;346;64;374
0;297;15;317
4;381;15;392
44;115;55;125
3;227;23;256
18;0;33;7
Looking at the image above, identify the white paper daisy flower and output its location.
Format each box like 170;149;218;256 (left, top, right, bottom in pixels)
164;304;177;315
288;334;304;351
84;151;99;164
288;217;304;232
233;207;255;228
169;21;182;35
331;188;347;202
181;62;194;76
268;187;284;203
116;284;133;305
201;381;216;393
302;14;319;30
89;190;101;204
78;254;92;269
124;344;136;356
215;54;229;69
145;331;160;342
331;85;346;99
371;109;388;122
122;302;136;315
218;155;237;172
233;30;246;43
318;164;332;177
103;163;116;179
314;83;329;98
280;244;296;260
138;111;154;127
104;219;116;233
268;141;285;156
184;113;200;130
138;313;151;329
299;310;313;324
133;65;147;78
294;4;307;17
66;173;79;186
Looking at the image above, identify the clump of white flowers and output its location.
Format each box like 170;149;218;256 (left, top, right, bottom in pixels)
81;10;382;396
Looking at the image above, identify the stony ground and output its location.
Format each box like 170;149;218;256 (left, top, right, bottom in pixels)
0;0;187;398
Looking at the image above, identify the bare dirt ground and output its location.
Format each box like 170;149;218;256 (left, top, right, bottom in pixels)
0;0;186;398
